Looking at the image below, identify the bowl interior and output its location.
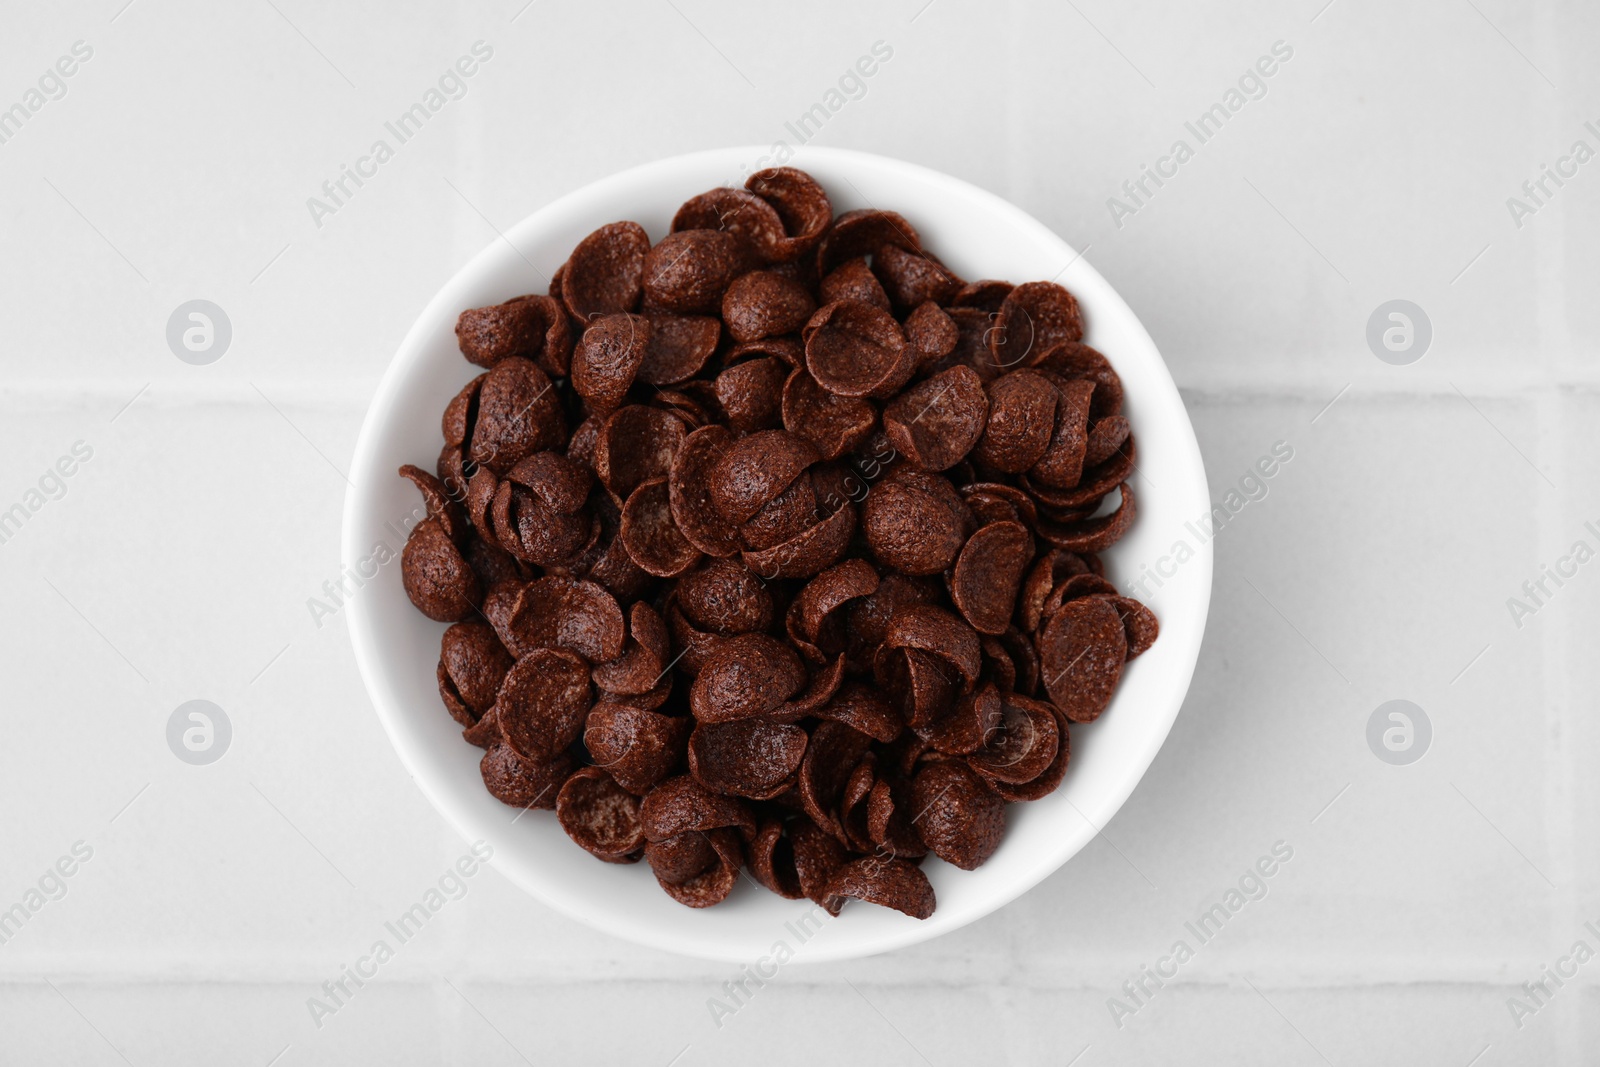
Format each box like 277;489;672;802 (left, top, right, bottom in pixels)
343;146;1212;962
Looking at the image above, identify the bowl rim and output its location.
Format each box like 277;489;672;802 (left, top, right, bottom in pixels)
343;144;1212;962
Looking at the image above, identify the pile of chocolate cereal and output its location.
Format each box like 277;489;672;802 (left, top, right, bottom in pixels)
398;167;1155;919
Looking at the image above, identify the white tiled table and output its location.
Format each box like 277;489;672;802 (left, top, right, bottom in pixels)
1;1;1594;1063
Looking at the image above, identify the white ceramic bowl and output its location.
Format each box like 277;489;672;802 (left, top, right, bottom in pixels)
344;146;1212;962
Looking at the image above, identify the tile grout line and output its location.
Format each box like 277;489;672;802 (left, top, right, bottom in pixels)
1524;13;1581;1047
1540;380;1581;1065
1520;19;1581;1051
9;965;1600;990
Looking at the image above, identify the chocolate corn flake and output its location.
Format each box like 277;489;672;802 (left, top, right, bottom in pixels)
689;720;809;800
456;294;573;375
984;698;1071;802
620;478;701;578
877;646;960;733
884;604;982;691
509;576;626;664
1029;378;1094;490
398;167;1161;918
789;814;849;914
638;310;720;386
911;760;1005;870
557;766;645;862
468;357;565;475
561;221;649;323
799;720;875;842
643;229;753;314
739;475;817;552
824;857;935;920
400;518;480;623
1039;596;1127;722
747;818;805;899
592;601;670;696
656;827;743;907
1084;414;1131;469
920;680;998;756
745;166;833;262
572;313;651;416
775;653;847;719
689;633;806;723
645;829;719;886
820;256;891;312
950;279;1013;313
813;681;902;743
789;558;880;660
584;702;689;796
990;281;1084;369
1102;593;1160;660
882;365;989;473
593;404;686;498
438;621;513;727
839;759;878;853
903;301;959;370
481;743;573;810
1036;483;1137;555
780;368;878;462
727;334;804;368
1027;434;1138;511
805;300;916;399
709;428;819;526
675;557;775;636
672;187;788;262
714;355;789;434
968;692;1059;786
873;244;962;313
399;464;465;541
669;424;742;558
722;270;816;343
497;648;592;763
1039;340;1124;418
861;468;971;576
974;369;1058;474
816;208;921;275
491;451;593;565
741;499;855;581
949;520;1032;636
640;774;757;842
